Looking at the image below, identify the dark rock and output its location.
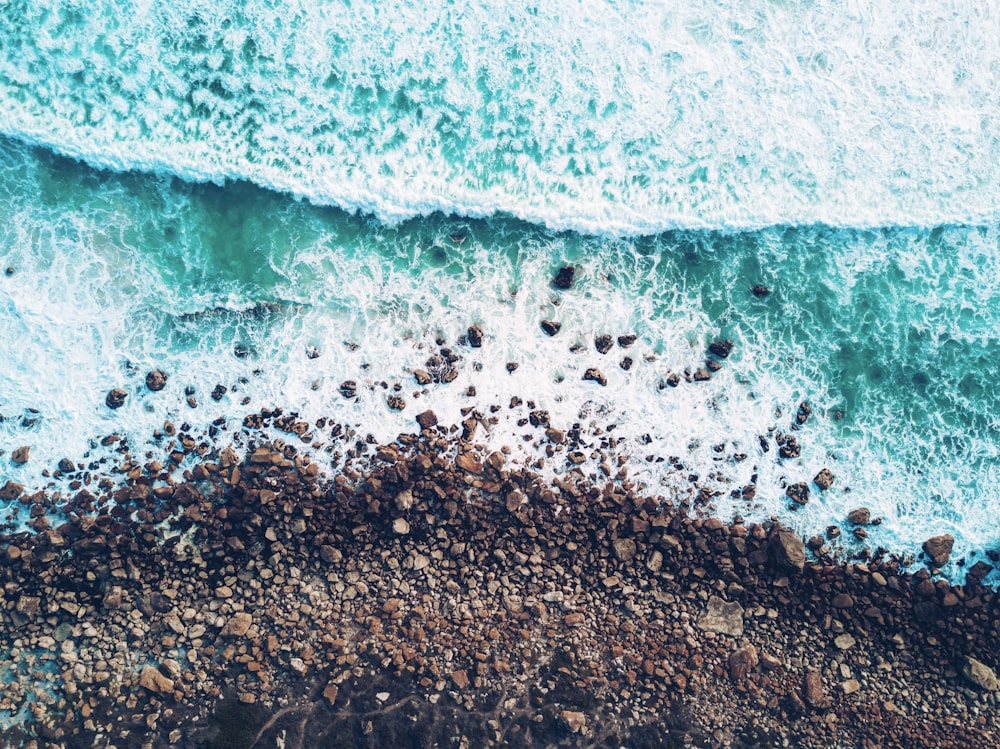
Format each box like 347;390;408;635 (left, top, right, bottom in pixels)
729;644;758;681
413;369;432;385
57;458;75;474
814;468;835;490
770;528;806;573
211;384;228;401
785;482;810;505
617;334;637;348
339;381;357;399
467;325;484;348
665;373;680;388
505;362;519;373
305;345;321;359
620;357;633;371
831;593;854;609
776;434;800;459
11;446;30;464
922;534;954;567
540;320;562;336
145;370;168;391
847;507;870;526
387;395;406;411
105;388;128;409
804;671;831;708
706;360;722;372
594;334;613;354
751;285;771;297
708;339;734;358
693;368;711;381
583;368;607;386
416;410;438;429
826;525;842;540
796;401;812;425
0;481;23;500
552;266;576;289
529;410;550;427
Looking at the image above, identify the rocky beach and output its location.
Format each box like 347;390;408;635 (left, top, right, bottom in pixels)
1;360;998;748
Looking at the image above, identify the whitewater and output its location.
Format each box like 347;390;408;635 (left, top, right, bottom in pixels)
0;0;999;579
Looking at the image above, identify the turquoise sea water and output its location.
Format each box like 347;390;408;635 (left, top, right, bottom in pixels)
0;1;998;575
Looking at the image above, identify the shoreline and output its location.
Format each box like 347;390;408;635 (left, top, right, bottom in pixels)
0;412;997;748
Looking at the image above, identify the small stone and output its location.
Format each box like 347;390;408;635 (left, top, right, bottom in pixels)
698;596;744;636
847;507;871;525
416;410;438;429
339;381;358;399
456;453;483;474
834;634;856;650
105;388;128;409
708;339;734;358
804;671;831;709
814;468;835;490
11;446;30;465
540;320;561;336
323;684;339;705
831;593;854;609
923;534;954;567
145;370;168;392
617;334;637;348
612;538;636;562
729;644;758;681
0;481;23;500
58;458;75;473
394;490;414;512
692;368;712;381
467;325;484;348
386;395;406;411
583;368;607;386
594;334;613;354
413;369;432;385
451;669;470;689
552;266;575;289
840;679;861;695
138;665;174;695
560;711;587;734
393;518;411;535
221;612;253;637
963;656;999;691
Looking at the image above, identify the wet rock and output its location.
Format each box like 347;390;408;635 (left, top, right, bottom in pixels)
211;384;228;401
785;482;810;505
692;368;711;382
814;468;835;490
387;395;406;411
795;401;812;425
804;670;831;709
145;370;168;392
11;445;30;464
922;534;954;567
467;325;484;348
583;368;607;386
552;265;576;289
708;339;734;358
963;656;999;691
416;410;438;429
105;388;128;409
0;480;24;500
751;285;771;297
139;665;174;695
770;528;806;573
698;596;744;636
847;507;870;526
505;362;519;373
413;369;432;385
529;410;550;427
339;381;357;399
540;320;561;336
57;458;75;473
664;373;680;388
729;644;758;681
776;434;801;459
594;334;613;354
617;334;637;348
620;357;633;370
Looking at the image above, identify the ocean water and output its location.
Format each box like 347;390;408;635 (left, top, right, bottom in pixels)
0;1;998;575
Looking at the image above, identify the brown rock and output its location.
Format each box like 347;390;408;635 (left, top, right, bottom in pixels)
698;596;744;636
416;410;438;429
583;368;607;386
138;665;174;695
552;266;575;289
456;453;483;474
814;468;835;490
466;325;484;348
413;369;432;385
594;334;613;354
339;381;357;399
729;644;758;681
323;684;339;705
0;481;23;500
963;656;999;691
617;334;637;348
692;368;711;381
831;593;854;609
923;534;954;566
708;339;734;358
386;394;406;411
785;482;810;505
770;528;805;573
847;507;870;525
16;595;40;617
145;370;168;391
560;711;587;734
612;538;636;562
105;388;128;409
540;320;561;336
451;669;470;689
221;612;253;637
11;446;30;465
804;670;831;708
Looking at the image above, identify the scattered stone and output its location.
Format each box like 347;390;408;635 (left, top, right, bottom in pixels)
922;534;954;567
506;362;519;373
840;679;861;695
529;410;550;427
339;381;357;399
847;508;871;526
221;612;253;637
413;369;432;385
467;325;484;348
11;445;30;465
552;266;575;289
795;401;812;425
814;468;835;490
692;368;711;381
105;388;128;409
594;334;613;354
416;410;438;429
323;684;339;705
620;357;633;370
16;595;40;617
834;634;857;650
785;482;810;505
804;671;831;709
612;538;636;562
540;320;561;336
708;339;734;358
698;596;744;636
729;644;758;681
963;656;999;691
831;593;854;609
560;711;587;734
145;370;168;392
211;384;228;401
138;665;174;695
57;458;75;473
583;368;607;386
770;528;806;573
387;395;406;411
0;480;23;499
664;373;680;388
451;669;470;689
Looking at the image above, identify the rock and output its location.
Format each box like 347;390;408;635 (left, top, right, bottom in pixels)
0;481;23;500
785;482;810;505
770;528;805;573
393;518;411;535
221;612;253;637
552;266;575;289
386;395;406;411
831;593;854;609
963;656;999;691
751;285;771;297
529;410;550;427
145;370;168;392
456;453;483;474
138;665;174;695
804;671;831;709
16;595;40;617
416;410;438;429
540;320;561;336
617;334;637;348
57;458;75;473
698;596;744;636
708;339;734;358
583;368;607;386
847;507;870;525
339;381;357;399
467;325;484;347
840;679;861;695
795;401;812;425
394;490;414;512
692;368;711;381
323;684;339;705
560;711;587;734
834;634;856;650
729;644;759;680
620;357;633;370
105;388;128;409
923;534;954;566
776;434;800;459
103;587;123;611
11;446;30;465
413;369;432;385
760;651;784;671
612;538;636;562
320;545;342;564
664;373;680;388
594;334;613;354
814;468;835;490
451;669;470;689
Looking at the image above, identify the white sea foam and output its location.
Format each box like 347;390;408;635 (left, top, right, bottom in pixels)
0;1;998;234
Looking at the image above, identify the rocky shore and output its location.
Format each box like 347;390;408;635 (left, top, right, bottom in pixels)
0;404;998;749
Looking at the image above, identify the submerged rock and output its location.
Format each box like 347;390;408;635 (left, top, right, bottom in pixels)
552;265;576;289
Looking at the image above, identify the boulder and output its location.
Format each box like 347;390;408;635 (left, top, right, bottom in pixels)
770;528;805;573
540;320;561;336
11;446;30;465
138;665;174;695
594;334;613;354
847;507;870;525
785;482;810;505
963;656;999;691
416;410;438;429
221;612;253;637
560;711;587;734
583;368;607;386
0;481;24;500
708;339;734;358
617;334;637;348
105;388;128;409
804;671;831;708
729;644;758;680
466;325;484;348
698;596;744;636
552;266;575;289
612;538;636;562
145;370;168;392
814;468;835;490
922;534;954;567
